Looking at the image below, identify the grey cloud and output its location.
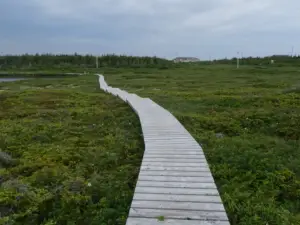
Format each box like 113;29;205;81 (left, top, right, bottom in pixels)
1;0;300;58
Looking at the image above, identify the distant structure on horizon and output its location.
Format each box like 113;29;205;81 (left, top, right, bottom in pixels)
173;57;200;63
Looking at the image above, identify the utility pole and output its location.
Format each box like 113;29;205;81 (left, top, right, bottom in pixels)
237;51;240;69
241;52;243;65
209;55;213;64
96;55;99;69
175;52;178;58
291;46;294;57
0;52;2;68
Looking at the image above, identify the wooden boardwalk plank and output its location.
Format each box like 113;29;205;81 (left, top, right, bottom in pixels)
143;155;206;159
131;201;226;213
140;167;210;172
126;218;230;225
141;162;209;167
139;171;212;177
97;75;230;225
133;193;222;202
134;187;219;196
131;200;226;211
129;208;228;221
144;150;204;153
136;181;217;189
138;175;215;183
145;144;201;147
143;158;207;163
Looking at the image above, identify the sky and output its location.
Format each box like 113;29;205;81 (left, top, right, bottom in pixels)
0;0;299;59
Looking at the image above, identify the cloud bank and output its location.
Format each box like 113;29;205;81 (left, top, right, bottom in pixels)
1;0;299;59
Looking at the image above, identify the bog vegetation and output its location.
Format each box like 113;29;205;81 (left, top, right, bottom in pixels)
0;54;300;225
0;76;143;225
105;63;300;225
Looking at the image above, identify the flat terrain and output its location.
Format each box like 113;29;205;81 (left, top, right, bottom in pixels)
0;76;143;225
1;64;299;225
105;65;300;225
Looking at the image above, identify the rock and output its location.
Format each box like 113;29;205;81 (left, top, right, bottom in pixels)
68;179;85;193
1;179;28;193
215;133;225;139
0;205;14;218
283;86;300;94
0;151;13;168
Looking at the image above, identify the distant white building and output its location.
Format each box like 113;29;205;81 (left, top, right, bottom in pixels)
173;57;200;63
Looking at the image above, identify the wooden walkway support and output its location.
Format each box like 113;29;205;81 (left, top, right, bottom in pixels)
98;75;230;225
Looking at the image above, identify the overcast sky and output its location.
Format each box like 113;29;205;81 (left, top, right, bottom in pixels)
1;0;299;59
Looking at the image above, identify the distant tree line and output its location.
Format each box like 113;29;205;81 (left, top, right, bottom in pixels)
0;54;171;69
211;55;300;66
1;53;298;70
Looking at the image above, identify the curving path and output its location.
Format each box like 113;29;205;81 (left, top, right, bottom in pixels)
98;75;230;225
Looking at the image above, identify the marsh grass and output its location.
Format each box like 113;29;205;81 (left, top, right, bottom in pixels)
0;75;143;225
105;65;300;225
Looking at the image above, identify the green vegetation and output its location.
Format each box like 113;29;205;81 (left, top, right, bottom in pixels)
104;64;300;225
1;54;300;225
157;216;165;221
0;76;143;225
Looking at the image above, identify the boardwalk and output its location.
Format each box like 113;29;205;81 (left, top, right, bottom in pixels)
98;75;230;225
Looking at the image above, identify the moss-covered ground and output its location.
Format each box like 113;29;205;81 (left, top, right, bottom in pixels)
1;64;300;225
105;65;300;225
0;76;143;225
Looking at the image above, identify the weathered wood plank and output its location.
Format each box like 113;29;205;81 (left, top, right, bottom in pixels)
145;146;203;150
138;175;215;183
144;137;196;140
126;218;230;225
143;155;206;159
145;141;199;145
129;208;228;221
141;162;209;167
140;166;210;172
135;186;218;195
131;200;226;211
133;193;221;203
145;145;201;149
145;145;202;149
144;151;204;155
136;181;217;189
141;162;208;167
142;158;206;163
139;171;212;177
143;131;190;134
